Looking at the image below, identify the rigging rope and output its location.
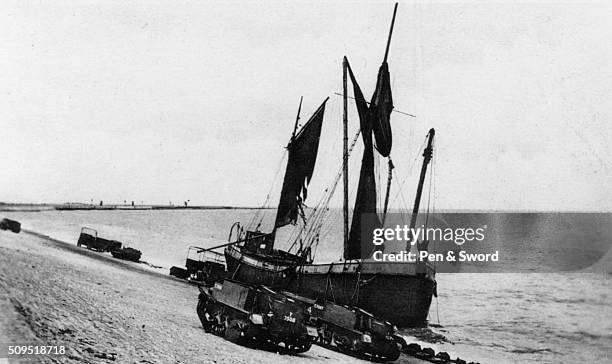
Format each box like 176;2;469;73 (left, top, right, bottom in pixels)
245;149;288;233
389;135;428;211
433;148;440;325
381;157;394;225
384;134;429;231
286;127;362;254
425;137;436;266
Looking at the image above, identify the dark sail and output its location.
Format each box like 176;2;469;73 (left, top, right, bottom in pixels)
370;62;393;157
274;99;328;228
345;62;382;259
347;63;370;138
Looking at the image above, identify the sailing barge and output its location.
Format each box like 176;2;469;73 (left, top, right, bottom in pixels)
221;4;437;326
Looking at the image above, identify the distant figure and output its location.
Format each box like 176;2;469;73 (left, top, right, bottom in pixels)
99;200;103;206
184;201;188;207
131;201;135;207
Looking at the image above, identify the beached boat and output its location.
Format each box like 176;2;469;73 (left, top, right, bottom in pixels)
170;246;227;284
221;4;437;326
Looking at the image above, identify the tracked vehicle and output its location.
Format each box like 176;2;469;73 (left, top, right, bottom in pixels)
283;292;401;361
196;279;317;353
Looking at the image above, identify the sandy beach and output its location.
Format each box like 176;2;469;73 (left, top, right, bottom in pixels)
0;230;431;364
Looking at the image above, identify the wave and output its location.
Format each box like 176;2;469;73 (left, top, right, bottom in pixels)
510;348;559;355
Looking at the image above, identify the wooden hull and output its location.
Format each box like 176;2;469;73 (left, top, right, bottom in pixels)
225;245;436;326
225;245;296;287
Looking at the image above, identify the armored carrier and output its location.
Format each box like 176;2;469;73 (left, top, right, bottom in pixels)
197;279;318;353
283;292;401;361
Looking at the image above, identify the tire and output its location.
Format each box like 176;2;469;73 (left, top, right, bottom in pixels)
290;341;312;353
215;314;228;336
383;345;401;362
196;299;210;330
333;333;350;351
225;319;244;343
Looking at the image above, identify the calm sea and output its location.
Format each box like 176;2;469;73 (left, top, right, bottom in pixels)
2;209;611;363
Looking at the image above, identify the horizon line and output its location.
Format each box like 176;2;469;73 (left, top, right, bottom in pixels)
0;201;610;213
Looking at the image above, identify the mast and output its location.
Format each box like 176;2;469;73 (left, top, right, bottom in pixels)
342;56;349;255
379;2;398;226
292;96;303;141
274;98;328;230
408;128;435;244
384;3;398;63
344;4;398;260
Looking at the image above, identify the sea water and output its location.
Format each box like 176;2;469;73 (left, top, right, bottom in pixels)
2;209;611;363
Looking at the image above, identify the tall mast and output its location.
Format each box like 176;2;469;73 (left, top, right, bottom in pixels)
276;96;303;233
384;3;398;63
342;56;349;254
380;3;398;224
408;128;435;245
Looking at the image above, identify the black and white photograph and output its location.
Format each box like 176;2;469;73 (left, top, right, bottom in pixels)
0;1;610;363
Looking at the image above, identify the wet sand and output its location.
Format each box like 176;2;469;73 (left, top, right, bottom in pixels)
0;230;428;364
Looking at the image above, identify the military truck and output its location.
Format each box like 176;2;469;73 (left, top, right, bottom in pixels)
283;292;401;361
77;227;122;252
197;279;317;353
0;218;20;233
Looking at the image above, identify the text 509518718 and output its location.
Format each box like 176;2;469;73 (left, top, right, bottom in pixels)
2;344;66;358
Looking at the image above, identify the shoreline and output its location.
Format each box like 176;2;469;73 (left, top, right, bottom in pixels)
2;203;608;213
0;203;272;212
0;230;430;363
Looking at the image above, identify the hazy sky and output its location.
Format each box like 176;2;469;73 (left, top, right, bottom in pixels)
1;1;610;211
